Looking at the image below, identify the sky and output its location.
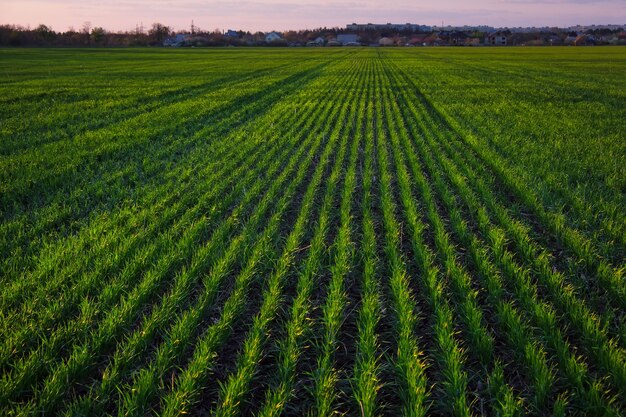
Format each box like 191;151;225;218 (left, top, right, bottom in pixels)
1;0;625;32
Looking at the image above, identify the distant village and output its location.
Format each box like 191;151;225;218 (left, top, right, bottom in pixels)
1;22;625;47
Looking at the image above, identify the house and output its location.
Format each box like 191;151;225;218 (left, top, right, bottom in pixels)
574;34;595;46
337;34;358;45
423;33;445;46
464;37;481;46
306;36;325;46
448;31;469;45
607;32;626;45
486;31;508;46
564;32;578;45
548;35;563;45
225;30;239;38
265;31;282;42
163;33;189;47
408;34;429;46
379;37;394;46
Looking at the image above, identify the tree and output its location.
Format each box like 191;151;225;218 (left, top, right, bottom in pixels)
82;21;91;45
91;27;105;44
149;22;170;44
35;24;52;35
283;30;299;42
35;24;55;43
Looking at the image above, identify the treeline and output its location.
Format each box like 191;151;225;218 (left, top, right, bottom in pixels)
0;23;476;47
0;23;174;47
1;22;624;47
0;23;352;47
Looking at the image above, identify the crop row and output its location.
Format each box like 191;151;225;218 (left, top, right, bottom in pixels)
1;48;623;416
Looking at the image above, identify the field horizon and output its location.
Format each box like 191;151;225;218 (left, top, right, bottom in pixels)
1;47;625;416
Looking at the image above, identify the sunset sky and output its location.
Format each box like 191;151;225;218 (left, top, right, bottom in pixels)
1;0;625;32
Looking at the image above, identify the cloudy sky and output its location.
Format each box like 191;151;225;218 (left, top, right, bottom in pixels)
1;0;624;32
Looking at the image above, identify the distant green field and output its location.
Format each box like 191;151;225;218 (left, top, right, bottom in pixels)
1;47;625;416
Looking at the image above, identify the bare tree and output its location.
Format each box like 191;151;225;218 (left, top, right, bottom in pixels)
81;21;91;45
148;23;170;44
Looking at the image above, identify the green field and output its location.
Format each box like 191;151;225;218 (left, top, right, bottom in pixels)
1;47;625;416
